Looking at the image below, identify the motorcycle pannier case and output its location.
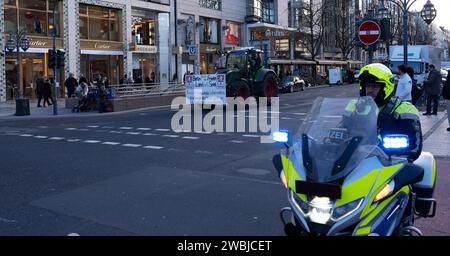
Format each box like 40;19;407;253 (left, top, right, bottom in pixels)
412;152;437;216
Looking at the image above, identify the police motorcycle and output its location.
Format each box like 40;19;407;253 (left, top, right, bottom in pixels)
272;97;437;236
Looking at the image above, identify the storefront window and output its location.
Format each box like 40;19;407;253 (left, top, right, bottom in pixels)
80;55;123;84
5;0;63;37
19;0;46;11
132;17;157;46
225;22;241;45
79;4;122;42
199;17;219;44
4;6;18;33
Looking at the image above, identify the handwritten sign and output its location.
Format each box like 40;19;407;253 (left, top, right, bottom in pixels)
185;74;226;105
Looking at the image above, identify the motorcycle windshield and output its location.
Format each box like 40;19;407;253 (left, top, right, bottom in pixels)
293;97;380;183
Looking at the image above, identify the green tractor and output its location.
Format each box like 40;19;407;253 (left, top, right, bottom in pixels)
220;47;279;105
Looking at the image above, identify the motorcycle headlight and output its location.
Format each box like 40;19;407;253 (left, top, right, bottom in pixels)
309;197;333;224
331;198;364;222
290;190;309;216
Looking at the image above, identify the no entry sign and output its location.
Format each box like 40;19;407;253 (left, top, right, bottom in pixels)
358;20;381;45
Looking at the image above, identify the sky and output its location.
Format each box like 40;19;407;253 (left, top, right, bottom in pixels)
410;0;449;29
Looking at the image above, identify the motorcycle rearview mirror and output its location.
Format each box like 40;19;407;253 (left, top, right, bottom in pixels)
272;130;292;149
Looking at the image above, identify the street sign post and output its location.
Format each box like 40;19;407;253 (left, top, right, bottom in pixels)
358;20;381;46
188;45;197;56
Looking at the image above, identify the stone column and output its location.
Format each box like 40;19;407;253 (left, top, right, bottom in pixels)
125;0;132;78
0;0;6;102
64;0;80;78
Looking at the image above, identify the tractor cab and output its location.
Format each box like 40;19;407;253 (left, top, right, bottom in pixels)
225;48;264;79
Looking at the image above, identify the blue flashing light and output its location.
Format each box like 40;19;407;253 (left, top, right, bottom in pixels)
383;135;409;149
272;131;289;143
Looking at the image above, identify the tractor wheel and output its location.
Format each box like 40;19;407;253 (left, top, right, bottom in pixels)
262;73;278;105
233;80;251;103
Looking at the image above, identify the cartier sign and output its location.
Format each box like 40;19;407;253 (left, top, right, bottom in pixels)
28;37;63;48
95;43;111;49
80;40;123;51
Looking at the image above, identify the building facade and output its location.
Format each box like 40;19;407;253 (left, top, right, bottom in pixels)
0;0;174;102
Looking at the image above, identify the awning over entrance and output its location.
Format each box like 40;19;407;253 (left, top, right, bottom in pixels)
269;59;316;65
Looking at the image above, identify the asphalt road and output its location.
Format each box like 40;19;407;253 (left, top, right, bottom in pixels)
0;84;448;236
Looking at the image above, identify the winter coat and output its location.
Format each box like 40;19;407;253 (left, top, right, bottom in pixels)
423;70;442;96
443;79;450;100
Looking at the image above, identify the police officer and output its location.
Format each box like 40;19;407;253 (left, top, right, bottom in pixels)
359;63;422;161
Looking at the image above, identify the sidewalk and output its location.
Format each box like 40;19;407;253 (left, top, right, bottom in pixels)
422;112;450;158
0;99;99;119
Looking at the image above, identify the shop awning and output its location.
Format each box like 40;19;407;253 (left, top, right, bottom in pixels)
269;59;316;65
316;59;349;66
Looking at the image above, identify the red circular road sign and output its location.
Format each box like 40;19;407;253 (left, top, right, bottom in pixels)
358;20;381;45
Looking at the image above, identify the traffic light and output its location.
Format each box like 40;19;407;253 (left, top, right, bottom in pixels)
56;50;65;69
48;49;56;69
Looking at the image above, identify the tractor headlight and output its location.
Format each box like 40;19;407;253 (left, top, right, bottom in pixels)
331;198;364;222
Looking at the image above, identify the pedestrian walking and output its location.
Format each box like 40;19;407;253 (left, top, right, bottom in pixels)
407;67;423;106
395;64;412;102
64;73;78;98
35;75;45;107
423;64;442;115
43;77;53;107
442;72;450;131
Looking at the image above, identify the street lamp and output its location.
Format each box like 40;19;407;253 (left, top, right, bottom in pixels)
386;0;436;66
378;1;390;19
5;28;30;116
421;0;436;25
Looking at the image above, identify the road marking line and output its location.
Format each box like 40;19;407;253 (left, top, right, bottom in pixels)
34;136;48;139
122;144;142;148
102;142;121;146
281;117;292;120
194;131;212;134
293;113;307;115
143;133;157;136
182;136;200;140
49;137;65;140
19;134;33;137
155;128;171;132
230;140;245;143
243;134;260;138
119;127;133;130
137;128;152;131
163;135;179;138
143;146;164;150
88;125;99;128
126;132;142;135
110;131;123;134
67;139;80;142
65;128;77;131
84;140;100;144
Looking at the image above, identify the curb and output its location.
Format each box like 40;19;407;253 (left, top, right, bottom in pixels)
0;104;173;121
423;112;448;141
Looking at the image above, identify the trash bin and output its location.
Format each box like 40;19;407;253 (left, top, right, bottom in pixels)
15;98;31;116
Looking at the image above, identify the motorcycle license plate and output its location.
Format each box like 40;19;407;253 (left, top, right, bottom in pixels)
295;181;342;199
